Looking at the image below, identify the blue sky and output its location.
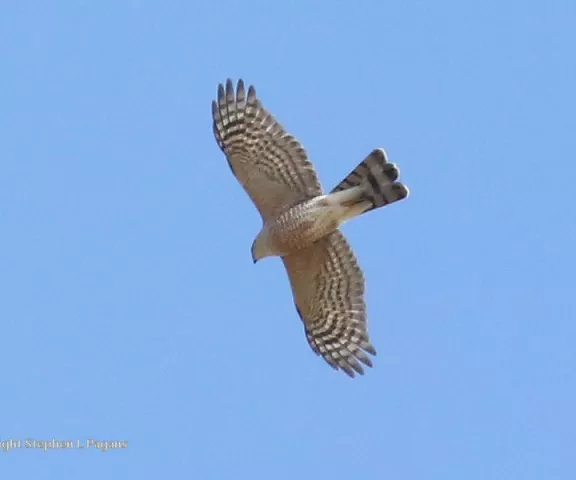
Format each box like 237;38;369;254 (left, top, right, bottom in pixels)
1;1;574;478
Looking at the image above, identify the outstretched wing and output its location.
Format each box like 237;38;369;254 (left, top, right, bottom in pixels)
212;79;323;220
282;230;376;377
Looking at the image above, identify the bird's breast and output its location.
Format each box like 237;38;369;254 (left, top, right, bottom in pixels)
267;201;339;254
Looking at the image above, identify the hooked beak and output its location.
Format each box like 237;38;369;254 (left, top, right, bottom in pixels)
251;243;260;264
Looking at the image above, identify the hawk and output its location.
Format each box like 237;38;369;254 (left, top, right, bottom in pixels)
212;79;409;377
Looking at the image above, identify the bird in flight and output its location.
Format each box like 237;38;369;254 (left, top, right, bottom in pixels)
212;79;409;377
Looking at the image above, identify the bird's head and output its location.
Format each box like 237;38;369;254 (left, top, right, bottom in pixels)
251;230;274;264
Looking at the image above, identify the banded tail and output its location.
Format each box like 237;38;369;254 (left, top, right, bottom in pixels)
331;148;409;214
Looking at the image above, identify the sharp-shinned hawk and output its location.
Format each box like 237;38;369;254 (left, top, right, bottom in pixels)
212;79;409;377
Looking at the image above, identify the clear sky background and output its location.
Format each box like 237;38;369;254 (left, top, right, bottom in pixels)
1;1;574;478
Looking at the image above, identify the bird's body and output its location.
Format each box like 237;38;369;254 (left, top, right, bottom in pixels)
212;79;409;377
255;196;346;258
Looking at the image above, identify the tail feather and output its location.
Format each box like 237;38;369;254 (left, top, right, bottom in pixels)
331;148;409;214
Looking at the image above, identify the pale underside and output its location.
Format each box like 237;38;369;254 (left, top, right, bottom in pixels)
212;79;376;376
